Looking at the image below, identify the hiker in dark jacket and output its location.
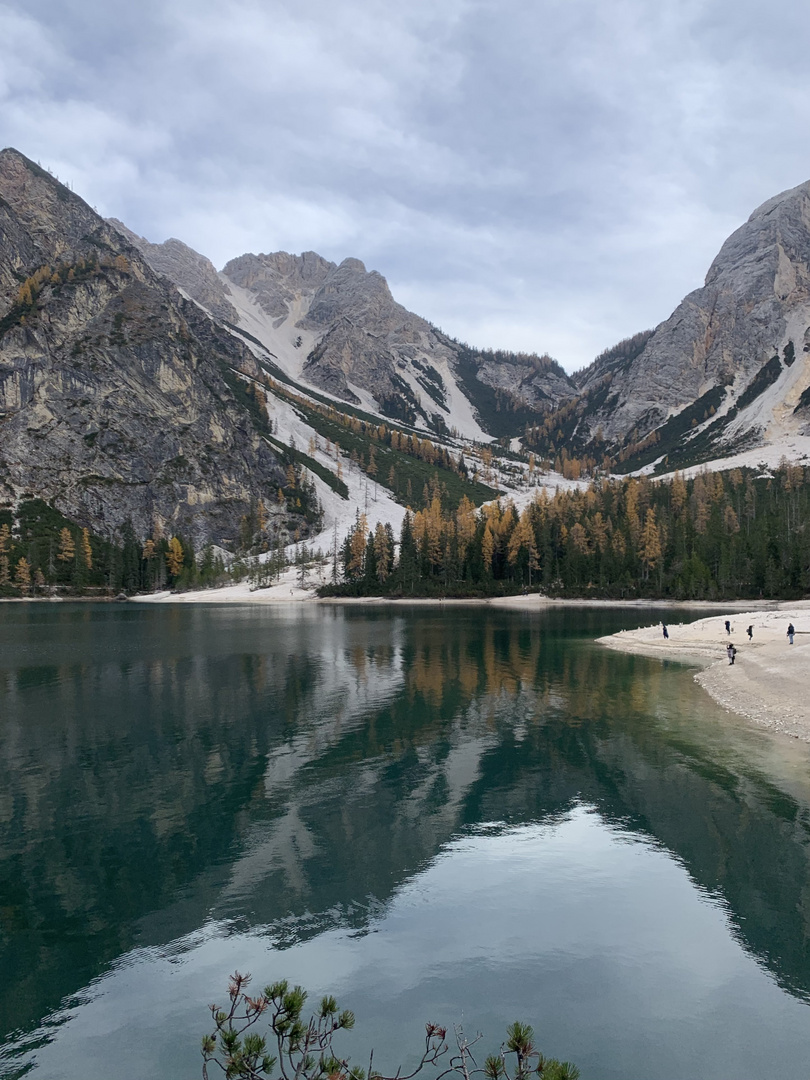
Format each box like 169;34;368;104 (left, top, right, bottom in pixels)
662;623;669;639
725;620;731;635
746;625;753;641
787;623;795;645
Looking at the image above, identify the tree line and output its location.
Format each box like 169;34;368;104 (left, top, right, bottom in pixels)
324;462;810;600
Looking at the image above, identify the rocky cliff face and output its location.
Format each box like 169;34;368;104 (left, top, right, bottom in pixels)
0;148;307;545
26;148;810;477
108;219;239;324
224;249;469;420
219;250;575;434
567;180;810;467
110;231;577;439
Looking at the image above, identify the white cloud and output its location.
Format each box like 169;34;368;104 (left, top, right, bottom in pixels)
2;0;810;368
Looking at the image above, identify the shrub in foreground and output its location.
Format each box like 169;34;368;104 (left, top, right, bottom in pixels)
202;973;579;1080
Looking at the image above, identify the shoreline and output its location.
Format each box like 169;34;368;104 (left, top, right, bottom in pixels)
123;571;797;611
598;606;810;742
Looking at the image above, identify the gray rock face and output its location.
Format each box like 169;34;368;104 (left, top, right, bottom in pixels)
224;250;454;407
108;219;239;323
0;148;307;545
222;250;574;430
573;180;810;449
224;250;335;321
475;354;577;410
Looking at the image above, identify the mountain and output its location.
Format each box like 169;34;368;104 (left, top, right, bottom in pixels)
119;238;576;441
7;136;810;553
555;180;810;471
0;148;314;546
108;219;239;324
121;179;810;474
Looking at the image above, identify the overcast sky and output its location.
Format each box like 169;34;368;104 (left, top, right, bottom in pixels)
2;0;809;370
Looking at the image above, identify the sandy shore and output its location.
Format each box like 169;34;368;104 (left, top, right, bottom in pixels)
599;603;810;741
131;567;788;611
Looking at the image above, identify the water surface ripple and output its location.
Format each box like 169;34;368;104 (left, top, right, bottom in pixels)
1;603;810;1079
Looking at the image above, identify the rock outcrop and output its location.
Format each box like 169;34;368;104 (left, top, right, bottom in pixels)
567;180;810;466
0;148;308;545
108;219;239;324
221;250;575;434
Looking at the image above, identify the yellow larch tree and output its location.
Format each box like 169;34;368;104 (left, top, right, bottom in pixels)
14;557;31;595
347;514;368;578
81;527;93;570
639;508;662;579
373;523;390;582
57;527;75;563
0;523;10;586
166;537;184;578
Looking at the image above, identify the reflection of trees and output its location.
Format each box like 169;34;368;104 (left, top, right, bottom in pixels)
2;604;810;1053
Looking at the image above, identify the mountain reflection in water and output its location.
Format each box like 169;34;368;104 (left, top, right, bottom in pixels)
1;603;810;1079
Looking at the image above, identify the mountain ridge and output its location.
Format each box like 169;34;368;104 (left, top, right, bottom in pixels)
116;174;810;475
0;147;317;546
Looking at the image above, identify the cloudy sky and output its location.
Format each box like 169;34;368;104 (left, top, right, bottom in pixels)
1;0;808;370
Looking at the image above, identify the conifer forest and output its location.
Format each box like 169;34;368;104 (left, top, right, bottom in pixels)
325;462;810;600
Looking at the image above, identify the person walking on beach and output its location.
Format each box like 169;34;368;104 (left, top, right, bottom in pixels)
747;625;753;641
725;619;731;635
662;623;669;639
727;643;736;665
787;623;795;645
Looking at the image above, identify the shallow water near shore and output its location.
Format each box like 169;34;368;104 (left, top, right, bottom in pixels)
2;603;810;1080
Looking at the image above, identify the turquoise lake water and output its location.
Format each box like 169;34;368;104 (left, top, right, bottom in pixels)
1;602;810;1079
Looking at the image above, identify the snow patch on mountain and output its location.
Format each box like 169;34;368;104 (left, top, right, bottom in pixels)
224;278;321;383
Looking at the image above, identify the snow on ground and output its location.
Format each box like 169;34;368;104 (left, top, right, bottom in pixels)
259;384;407;560
487;471;588;514
222;278;321;383
222;274;491;443
426;355;491;443
639;313;810;482
649;434;810;482
138;564;322;603
727;305;810;443
389;362;491;443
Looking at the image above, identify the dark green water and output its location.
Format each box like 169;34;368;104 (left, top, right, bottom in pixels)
1;603;810;1080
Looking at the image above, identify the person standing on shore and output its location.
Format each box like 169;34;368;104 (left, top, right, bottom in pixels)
725;620;731;635
662;623;669;639
747;625;753;641
787;623;795;645
727;643;736;665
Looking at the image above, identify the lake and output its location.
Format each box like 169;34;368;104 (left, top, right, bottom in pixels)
1;602;810;1080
